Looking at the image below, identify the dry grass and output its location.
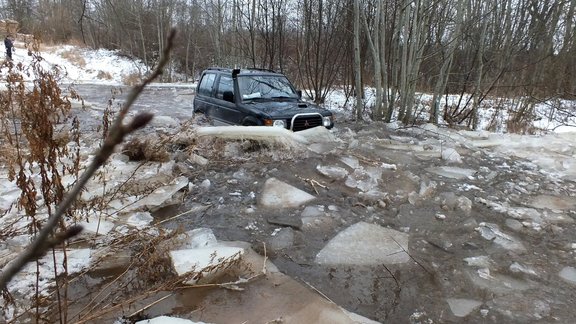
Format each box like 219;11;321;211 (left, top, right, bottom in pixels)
0;29;181;323
122;137;170;162
0;49;82;322
60;48;86;67
96;70;113;80
123;72;142;86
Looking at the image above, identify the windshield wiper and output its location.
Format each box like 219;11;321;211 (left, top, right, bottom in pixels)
243;97;270;102
270;96;296;101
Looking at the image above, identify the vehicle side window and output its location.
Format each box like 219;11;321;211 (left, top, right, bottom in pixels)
198;73;216;97
215;76;233;100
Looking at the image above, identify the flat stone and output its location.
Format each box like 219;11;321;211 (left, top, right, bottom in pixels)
301;205;325;218
315;222;410;265
267;214;303;229
259;178;316;208
505;218;524;231
267;228;295;252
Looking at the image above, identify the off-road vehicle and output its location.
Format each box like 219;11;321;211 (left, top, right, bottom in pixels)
193;68;334;131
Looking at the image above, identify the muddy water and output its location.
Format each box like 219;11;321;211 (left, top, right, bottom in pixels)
59;85;576;323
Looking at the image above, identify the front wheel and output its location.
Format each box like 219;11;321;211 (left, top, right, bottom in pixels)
241;117;260;126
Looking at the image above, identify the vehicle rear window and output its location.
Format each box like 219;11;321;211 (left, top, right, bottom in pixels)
198;73;216;96
215;76;233;100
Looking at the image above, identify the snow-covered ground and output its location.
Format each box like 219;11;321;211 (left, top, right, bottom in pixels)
1;39;576;322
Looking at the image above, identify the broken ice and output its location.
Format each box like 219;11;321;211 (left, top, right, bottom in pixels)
476;222;525;251
426;166;476;179
170;246;244;285
316;222;410;265
446;298;482;317
259;177;316;208
559;266;576;284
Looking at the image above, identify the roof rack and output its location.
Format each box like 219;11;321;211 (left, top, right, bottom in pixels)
206;67;232;72
245;67;277;73
205;67;279;74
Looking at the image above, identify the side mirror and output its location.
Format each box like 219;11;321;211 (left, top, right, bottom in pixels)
223;91;234;102
296;90;302;99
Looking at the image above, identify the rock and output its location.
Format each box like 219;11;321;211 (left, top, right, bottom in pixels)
446;298;482;317
408;191;420;205
456;196;472;215
315;222;410;265
461;218;478;230
442;148;463;163
232;169;250;181
435;213;446;220
301;205;325;217
505;218;524;231
267;214;303;229
259;178;316;208
267;228;295;252
419;180;437;198
200;179;211;189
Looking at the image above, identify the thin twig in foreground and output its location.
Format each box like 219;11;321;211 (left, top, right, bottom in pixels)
0;28;177;290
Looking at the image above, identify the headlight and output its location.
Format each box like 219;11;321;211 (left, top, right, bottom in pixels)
322;116;332;127
273;120;286;128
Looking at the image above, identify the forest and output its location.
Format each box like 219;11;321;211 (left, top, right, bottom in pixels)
1;0;575;127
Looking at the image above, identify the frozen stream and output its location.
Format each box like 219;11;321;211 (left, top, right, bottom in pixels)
3;83;576;323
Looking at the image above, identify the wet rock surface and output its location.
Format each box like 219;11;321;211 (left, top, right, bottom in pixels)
10;84;576;323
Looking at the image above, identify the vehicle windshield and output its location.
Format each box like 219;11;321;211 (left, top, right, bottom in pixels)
238;75;298;101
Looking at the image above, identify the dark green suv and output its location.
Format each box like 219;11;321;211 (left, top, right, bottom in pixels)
193;68;334;131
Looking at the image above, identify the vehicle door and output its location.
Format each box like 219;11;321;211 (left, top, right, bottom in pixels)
214;75;244;125
194;72;217;116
